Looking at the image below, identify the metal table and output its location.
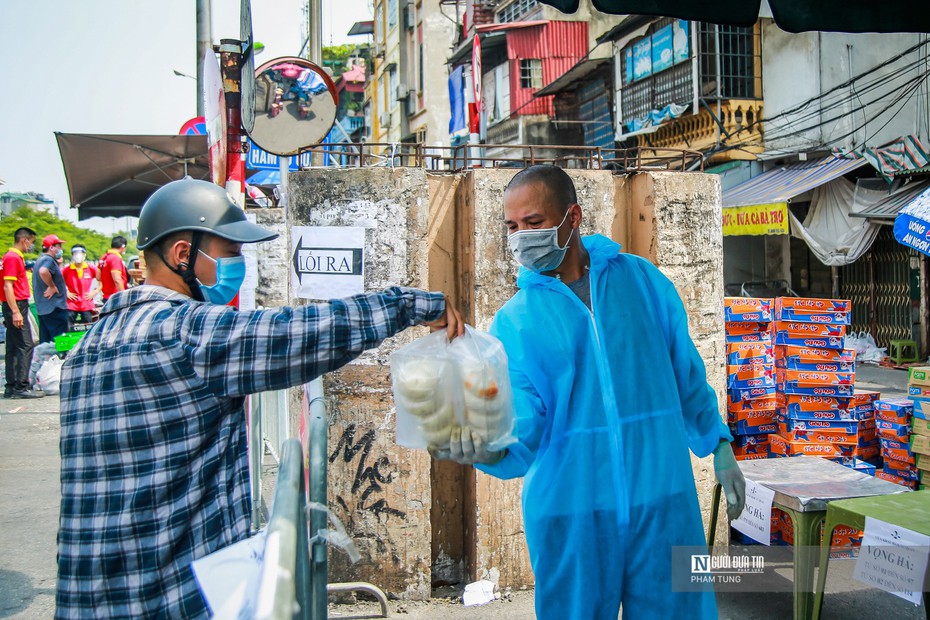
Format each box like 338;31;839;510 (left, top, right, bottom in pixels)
707;456;908;620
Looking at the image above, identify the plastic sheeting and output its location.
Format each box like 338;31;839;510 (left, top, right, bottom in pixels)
834;134;930;183
787;176;887;266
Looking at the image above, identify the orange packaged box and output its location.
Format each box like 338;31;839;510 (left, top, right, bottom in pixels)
853;390;881;406
726;342;773;365
769;434;857;458
776;426;859;446
727;363;775;382
875;470;919;489
775;346;855;363
726;322;770;336
728;393;778;412
829;525;863;548
724;297;773;322
775;297;851;313
735;452;770;461
776;368;856;386
727;408;778;425
776;393;854;412
771;321;846;338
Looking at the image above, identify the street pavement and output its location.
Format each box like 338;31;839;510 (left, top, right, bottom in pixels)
0;362;925;619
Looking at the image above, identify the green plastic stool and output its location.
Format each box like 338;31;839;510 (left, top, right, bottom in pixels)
813;490;930;620
888;339;919;365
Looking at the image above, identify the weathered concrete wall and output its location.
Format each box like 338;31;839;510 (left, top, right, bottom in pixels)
247;207;289;309
288;168;434;599
620;172;727;542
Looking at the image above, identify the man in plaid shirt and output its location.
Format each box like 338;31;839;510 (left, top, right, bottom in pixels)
56;179;463;618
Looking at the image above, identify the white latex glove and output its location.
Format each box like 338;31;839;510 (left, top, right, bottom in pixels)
430;426;505;465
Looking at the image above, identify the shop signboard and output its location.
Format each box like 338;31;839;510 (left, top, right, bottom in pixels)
246;140;313;171
632;37;652;81
651;25;674;74
893;186;930;256
723;203;789;236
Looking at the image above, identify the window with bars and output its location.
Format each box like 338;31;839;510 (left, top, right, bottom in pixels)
698;23;758;99
519;59;543;90
497;0;539;23
619;18;760;129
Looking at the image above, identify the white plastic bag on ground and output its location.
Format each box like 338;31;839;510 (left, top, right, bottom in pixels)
36;355;63;395
391;325;516;456
852;330;887;364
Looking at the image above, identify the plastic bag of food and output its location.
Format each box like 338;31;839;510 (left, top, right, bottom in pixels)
391;325;515;457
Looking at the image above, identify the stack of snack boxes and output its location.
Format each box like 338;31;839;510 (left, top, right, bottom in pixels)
912;371;930;489
874;397;918;489
875;366;930;490
724;298;777;461
768;297;879;465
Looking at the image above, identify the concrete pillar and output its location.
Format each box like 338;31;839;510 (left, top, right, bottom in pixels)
287;168;434;599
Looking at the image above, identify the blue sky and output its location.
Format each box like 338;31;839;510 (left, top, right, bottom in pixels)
0;0;372;229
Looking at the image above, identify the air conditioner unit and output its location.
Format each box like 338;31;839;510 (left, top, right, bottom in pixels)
396;84;411;100
404;3;415;30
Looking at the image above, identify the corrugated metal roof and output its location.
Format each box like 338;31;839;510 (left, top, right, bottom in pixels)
506;21;588;118
849;180;930;220
535;57;611;97
722;156;869;208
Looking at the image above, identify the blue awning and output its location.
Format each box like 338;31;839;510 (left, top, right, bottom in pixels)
246;169;281;186
894;186;930;256
722;156;869;208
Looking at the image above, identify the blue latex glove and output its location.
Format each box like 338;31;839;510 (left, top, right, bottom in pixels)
713;441;746;521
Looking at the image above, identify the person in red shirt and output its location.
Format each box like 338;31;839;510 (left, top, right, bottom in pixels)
63;244;99;324
2;227;42;398
98;235;128;302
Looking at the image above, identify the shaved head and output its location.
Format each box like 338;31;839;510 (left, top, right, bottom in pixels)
505;165;577;215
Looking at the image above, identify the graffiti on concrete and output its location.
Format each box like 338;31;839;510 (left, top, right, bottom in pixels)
329;423;406;520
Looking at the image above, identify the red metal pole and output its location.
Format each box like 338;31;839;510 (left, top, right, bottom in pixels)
220;39;245;209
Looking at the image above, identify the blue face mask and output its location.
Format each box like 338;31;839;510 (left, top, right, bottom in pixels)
196;250;246;305
508;209;574;272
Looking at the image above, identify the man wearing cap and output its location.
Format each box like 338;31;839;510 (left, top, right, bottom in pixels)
63;244;99;325
2;227;42;399
56;178;465;619
97;235;128;302
34;234;71;343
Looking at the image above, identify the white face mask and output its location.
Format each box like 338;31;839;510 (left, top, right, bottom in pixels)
72;252;86;263
507;209;573;272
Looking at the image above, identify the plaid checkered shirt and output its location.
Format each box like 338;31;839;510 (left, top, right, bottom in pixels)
56;284;445;618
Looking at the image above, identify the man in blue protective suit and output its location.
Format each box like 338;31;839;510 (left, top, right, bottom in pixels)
444;165;746;619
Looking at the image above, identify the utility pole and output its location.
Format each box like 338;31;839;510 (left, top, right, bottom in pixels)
196;0;212;117
308;0;322;64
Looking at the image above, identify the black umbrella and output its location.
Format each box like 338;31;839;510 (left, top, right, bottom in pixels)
55;133;210;220
538;0;930;34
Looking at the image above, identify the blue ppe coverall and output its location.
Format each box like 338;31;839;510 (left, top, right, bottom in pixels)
478;234;731;620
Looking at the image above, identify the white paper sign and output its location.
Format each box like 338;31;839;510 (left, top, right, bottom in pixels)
239;213;260;311
291;226;365;300
853;516;930;604
731;479;776;545
191;530;266;616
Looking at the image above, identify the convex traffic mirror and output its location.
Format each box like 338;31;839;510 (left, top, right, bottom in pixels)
247;56;338;157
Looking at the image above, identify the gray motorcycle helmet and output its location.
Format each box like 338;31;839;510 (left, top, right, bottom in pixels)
137;178;278;250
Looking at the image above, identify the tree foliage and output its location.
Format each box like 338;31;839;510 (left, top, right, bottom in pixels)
322;44;361;78
0;207;137;263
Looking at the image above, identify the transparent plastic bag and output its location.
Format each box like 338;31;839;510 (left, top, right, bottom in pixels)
390;325;515;456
